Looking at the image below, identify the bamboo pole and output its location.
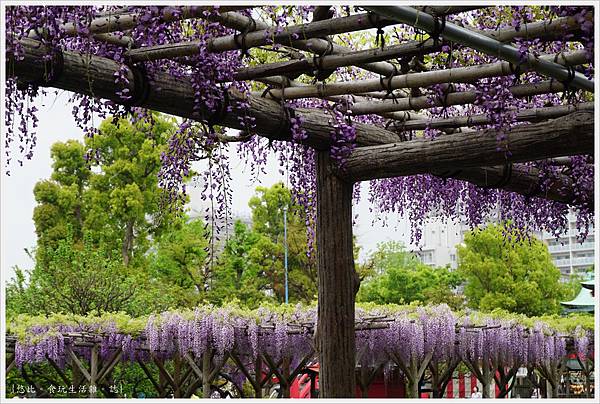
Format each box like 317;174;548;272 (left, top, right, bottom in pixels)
264;50;587;100
396;102;594;130
125;8;472;63
364;6;594;92
343;111;593;182
33;6;250;37
349;80;570;115
26;6;249;48
203;9;468;78
234;14;586;82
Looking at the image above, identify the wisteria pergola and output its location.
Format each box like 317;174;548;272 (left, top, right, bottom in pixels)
4;4;595;398
5;305;595;399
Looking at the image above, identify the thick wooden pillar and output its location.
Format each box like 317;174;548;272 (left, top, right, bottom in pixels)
202;349;212;398
315;150;356;397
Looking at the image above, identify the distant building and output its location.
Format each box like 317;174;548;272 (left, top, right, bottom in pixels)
411;219;468;269
411;210;595;281
536;212;595;282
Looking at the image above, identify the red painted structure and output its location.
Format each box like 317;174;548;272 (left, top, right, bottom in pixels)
286;366;504;399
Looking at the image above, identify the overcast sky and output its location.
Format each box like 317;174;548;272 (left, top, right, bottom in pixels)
1;91;420;281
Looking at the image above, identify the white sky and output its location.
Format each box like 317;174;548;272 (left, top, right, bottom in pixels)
1;92;417;281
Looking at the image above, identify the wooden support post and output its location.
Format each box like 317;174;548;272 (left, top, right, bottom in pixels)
67;346;92;383
309;371;317;398
138;360;166;397
255;355;263;398
6;354;16;374
96;349;123;384
173;355;182;398
358;365;369;398
90;344;98;398
281;356;291;398
202;349;213;398
152;355;176;395
230;353;262;398
46;356;71;386
316;150;357;397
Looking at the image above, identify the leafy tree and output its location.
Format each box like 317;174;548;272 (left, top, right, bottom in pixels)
32;114;179;268
357;241;464;309
7;234;172;317
8;114;184;317
207;184;317;307
457;224;568;316
210;220;274;307
147;218;210;307
247;183;317;303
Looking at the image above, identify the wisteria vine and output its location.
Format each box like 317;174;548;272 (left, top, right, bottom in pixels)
4;5;595;251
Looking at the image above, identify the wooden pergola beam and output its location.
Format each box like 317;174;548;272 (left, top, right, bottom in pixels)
343;111;593;181
234;14;585;82
125;8;472;63
203;9;466;78
264;50;587;99
8;38;591;206
396;102;594;131
8;37;399;151
365;6;594;92
349;80;569;115
27;6;250;48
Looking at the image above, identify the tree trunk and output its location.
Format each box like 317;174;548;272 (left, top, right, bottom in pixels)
406;376;420;398
546;379;559;398
122;221;134;266
316;150;356;398
481;363;494;398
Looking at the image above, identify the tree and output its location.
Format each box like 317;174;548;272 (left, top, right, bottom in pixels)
457;224;568;316
247;183;317;303
209;220;274;307
8;113;184;317
32;113;179;268
147;217;210;307
7;234;172;317
357;241;464;309
207;183;318;307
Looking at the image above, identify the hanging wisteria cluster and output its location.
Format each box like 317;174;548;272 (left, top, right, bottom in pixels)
4;5;595;249
8;304;594;380
366;5;594;244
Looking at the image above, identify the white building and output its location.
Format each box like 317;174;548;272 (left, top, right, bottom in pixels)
412;211;595;282
536;212;595;281
411;219;468;269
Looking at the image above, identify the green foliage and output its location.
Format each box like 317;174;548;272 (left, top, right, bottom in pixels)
7;303;594;344
457;224;570;316
32;114;179;268
7;234;173;317
246;183;317;304
210;220;272;307
147;218;210;307
357;241;465;309
7;114;183;317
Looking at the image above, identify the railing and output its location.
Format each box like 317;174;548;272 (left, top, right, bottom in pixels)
553;259;572;267
571;242;595;251
571;256;594;266
548;244;570;253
